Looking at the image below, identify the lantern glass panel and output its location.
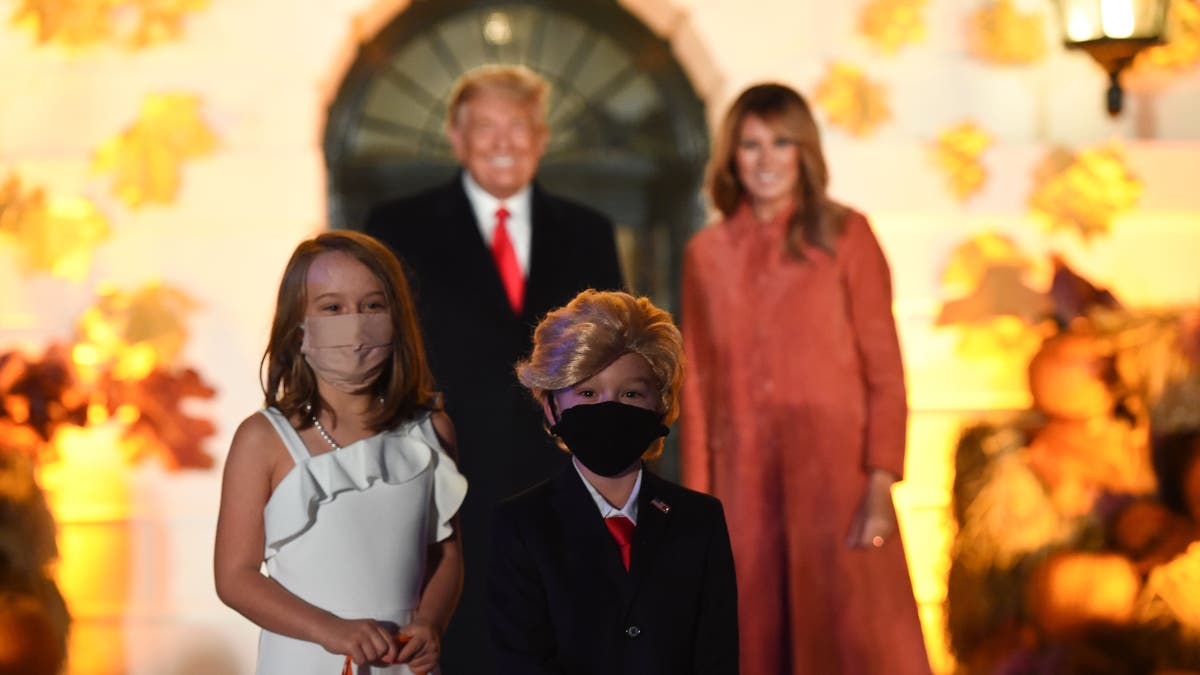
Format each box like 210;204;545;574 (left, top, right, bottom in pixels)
1059;0;1102;41
1057;0;1170;43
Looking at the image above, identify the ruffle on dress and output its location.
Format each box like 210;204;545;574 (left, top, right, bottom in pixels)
261;411;467;558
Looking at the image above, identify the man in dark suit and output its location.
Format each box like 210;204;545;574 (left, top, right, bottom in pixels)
363;65;623;674
489;290;738;675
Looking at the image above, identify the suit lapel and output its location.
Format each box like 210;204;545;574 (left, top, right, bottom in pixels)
625;471;672;612
548;467;632;592
440;176;522;319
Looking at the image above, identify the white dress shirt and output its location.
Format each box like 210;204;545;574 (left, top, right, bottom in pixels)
572;457;642;525
462;172;532;278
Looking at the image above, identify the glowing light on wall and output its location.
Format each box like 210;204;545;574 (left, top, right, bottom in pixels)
968;0;1048;65
0;175;111;282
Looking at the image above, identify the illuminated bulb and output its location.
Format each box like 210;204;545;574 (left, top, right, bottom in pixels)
483;12;512;45
1066;8;1097;41
1100;0;1136;37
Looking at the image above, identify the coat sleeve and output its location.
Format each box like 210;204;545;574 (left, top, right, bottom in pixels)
486;505;567;675
693;499;739;675
840;213;908;478
680;240;713;493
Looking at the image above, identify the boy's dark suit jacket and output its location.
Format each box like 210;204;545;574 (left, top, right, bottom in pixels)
362;176;623;674
487;464;739;675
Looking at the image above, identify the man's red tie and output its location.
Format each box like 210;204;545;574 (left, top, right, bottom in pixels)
491;206;523;315
605;515;635;571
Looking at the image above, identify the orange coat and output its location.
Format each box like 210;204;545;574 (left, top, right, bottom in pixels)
680;202;930;675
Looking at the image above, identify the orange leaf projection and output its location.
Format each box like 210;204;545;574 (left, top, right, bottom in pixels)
1136;0;1200;71
941;232;1032;295
939;266;1052;327
813;62;891;137
11;0;209;48
74;282;198;380
124;0;209;47
0;346;88;454
75;282;214;469
858;0;928;54
92;93;216;208
0;175;111;280
1029;145;1142;240
933;122;992;201
937;233;1052;358
0;346;216;469
968;0;1048;65
105;367;215;470
0;282;215;469
10;0;110;46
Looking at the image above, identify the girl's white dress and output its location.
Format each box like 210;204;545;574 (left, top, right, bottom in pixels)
254;407;467;675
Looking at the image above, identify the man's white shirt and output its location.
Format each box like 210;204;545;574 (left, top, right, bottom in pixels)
463;172;532;278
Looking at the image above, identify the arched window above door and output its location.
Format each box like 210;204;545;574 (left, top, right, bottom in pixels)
324;0;709;307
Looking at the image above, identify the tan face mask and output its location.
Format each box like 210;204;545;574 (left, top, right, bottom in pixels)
300;313;394;393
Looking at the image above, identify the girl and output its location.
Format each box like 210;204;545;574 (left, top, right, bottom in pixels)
215;231;466;674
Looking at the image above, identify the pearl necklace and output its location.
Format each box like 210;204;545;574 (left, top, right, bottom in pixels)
311;414;342;451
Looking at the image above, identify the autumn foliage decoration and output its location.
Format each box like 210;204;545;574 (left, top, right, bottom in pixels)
0;283;215;470
11;0;209;49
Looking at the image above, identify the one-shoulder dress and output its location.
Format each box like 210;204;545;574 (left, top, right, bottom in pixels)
255;407;468;675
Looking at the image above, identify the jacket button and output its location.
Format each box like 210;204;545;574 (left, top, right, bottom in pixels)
625;626;641;638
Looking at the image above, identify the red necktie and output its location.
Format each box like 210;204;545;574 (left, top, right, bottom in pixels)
491;206;523;315
605;515;635;571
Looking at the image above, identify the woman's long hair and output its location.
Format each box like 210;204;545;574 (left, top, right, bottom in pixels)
707;83;847;258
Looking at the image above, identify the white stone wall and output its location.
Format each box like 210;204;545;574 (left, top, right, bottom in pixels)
1;0;1198;672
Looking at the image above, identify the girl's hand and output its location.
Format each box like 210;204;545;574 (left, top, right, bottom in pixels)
396;617;441;674
319;616;401;666
845;469;899;550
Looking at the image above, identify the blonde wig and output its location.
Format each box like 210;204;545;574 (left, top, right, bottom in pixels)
707;83;848;258
516;290;683;459
446;64;549;131
261;230;436;432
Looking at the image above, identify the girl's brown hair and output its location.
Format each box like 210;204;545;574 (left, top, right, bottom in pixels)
261;231;435;431
707;83;848;258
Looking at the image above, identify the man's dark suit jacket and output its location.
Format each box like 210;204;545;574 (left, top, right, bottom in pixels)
362;177;623;674
487;465;739;675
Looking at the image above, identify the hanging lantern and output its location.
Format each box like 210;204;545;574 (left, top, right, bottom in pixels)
1054;0;1171;115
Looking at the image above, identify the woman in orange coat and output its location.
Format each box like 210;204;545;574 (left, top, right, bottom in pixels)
680;83;930;675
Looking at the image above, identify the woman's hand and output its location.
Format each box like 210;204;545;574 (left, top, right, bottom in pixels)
319;616;401;666
845;469;899;550
396;617;441;675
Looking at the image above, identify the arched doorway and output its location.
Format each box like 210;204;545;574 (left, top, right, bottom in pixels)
322;0;709;311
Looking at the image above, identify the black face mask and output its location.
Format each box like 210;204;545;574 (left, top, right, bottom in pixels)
550;401;669;477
